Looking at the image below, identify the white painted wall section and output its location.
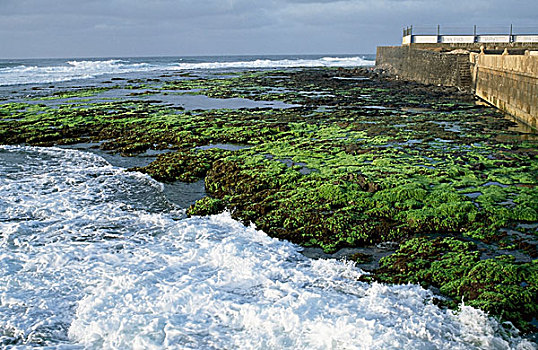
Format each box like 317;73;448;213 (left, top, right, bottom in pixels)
412;36;438;43
441;36;475;43
477;35;510;43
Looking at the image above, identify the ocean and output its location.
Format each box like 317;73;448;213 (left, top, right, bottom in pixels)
0;55;534;349
0;55;374;86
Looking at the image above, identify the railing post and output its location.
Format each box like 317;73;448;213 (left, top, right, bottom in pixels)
509;24;513;42
474;25;477;43
437;25;440;43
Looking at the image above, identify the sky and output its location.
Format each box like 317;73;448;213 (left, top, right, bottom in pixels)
1;0;537;58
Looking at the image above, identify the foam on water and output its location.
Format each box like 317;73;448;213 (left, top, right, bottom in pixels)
0;56;374;86
169;56;373;71
0;60;154;86
0;146;534;349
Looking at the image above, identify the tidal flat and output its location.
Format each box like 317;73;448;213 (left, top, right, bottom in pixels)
1;67;536;333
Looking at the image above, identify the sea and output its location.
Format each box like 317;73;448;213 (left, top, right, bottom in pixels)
0;55;535;349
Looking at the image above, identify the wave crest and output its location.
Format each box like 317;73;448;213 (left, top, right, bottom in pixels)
0;56;374;86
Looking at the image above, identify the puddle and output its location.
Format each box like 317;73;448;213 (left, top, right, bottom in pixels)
401;106;434;114
478;245;534;263
380;139;422;149
517;223;538;231
416;164;435;169
462;192;482;199
422;156;440;164
195;143;251;151
157;94;300;111
140;149;173;156
266;87;293;93
267;156;317;175
15;86;301;111
504;114;538;135
18;88;151;107
498;199;515;207
482;181;509;188
433;138;454;143
403;139;422;146
298;167;316;175
310;106;333;114
432;121;462;133
161;89;204;94
266;75;290;79
301;242;397;271
332;77;370;81
363;105;387;110
478;227;537;263
298;91;335;97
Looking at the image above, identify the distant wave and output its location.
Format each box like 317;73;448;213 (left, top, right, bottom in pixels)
169;56;374;70
0;56;374;86
0;59;155;86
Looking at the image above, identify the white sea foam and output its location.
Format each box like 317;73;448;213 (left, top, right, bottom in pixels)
0;59;154;86
169;56;374;70
0;146;534;349
0;56;374;86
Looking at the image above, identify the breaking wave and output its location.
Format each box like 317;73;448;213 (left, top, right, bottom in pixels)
0;59;153;86
0;146;533;349
0;56;374;86
169;56;373;70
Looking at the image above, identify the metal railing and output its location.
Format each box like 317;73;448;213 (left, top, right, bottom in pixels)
402;25;538;44
403;25;538;36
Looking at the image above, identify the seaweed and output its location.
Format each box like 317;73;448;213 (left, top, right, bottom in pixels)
1;67;536;332
375;237;537;331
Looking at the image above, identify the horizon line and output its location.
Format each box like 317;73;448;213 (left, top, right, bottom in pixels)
0;52;377;61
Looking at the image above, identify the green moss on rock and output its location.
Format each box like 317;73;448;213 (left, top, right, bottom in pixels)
187;197;226;216
375;237;538;331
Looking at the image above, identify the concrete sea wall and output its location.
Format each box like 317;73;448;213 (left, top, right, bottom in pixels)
376;46;472;89
470;53;537;129
376;46;537;128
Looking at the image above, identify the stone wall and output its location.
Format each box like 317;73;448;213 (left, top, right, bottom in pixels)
471;53;537;128
376;46;472;89
376;46;537;128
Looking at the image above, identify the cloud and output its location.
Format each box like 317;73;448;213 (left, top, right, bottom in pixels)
0;0;537;57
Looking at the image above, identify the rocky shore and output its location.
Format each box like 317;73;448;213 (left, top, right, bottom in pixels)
1;66;536;333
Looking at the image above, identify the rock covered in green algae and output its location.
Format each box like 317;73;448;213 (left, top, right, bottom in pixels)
375;237;537;332
131;148;231;183
186;196;225;216
1;67;536;333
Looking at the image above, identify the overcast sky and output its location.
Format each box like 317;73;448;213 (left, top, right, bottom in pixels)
1;0;537;58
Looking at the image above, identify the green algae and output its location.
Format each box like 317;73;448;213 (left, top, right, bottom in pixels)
375;237;537;331
1;67;536;332
34;86;113;101
186;196;225;216
132;148;232;183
